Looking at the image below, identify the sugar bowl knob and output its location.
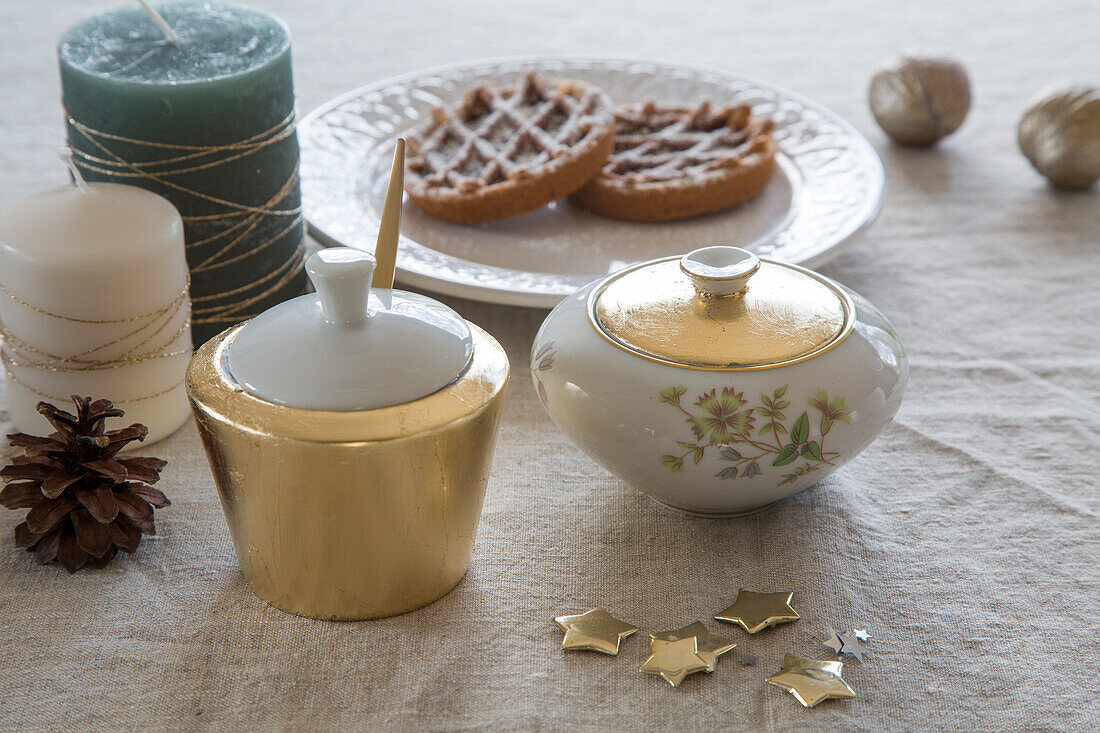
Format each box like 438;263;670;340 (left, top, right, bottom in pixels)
305;248;376;324
680;246;761;297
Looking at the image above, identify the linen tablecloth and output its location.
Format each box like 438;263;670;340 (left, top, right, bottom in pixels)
1;1;1097;730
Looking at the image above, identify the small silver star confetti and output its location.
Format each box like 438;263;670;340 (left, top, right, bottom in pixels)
823;626;845;656
853;628;872;641
838;632;869;662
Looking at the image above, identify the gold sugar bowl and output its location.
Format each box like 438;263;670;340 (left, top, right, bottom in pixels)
186;247;509;620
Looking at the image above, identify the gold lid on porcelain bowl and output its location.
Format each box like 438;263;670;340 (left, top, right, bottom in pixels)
588;246;855;370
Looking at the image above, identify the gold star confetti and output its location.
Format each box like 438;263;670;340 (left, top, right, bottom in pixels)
553;608;639;655
639;637;710;687
714;589;800;634
650;621;736;672
766;653;856;708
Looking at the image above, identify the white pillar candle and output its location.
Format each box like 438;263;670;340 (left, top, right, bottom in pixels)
0;179;191;444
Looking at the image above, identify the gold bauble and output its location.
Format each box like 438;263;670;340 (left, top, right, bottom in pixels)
1018;85;1100;189
869;53;971;145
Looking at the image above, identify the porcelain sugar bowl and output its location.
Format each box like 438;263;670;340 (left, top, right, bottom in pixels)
531;246;907;516
187;248;509;620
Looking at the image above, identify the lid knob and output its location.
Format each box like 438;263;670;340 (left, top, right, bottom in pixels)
680;246;761;298
306;248;376;324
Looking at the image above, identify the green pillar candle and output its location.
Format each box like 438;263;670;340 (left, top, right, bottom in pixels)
59;2;306;348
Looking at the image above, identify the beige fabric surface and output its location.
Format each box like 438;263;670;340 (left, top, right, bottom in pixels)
1;1;1098;730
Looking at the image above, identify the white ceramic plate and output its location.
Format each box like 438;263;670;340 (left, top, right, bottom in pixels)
300;57;884;308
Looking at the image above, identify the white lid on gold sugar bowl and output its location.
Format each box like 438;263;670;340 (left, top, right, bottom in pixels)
589;246;855;370
226;247;473;410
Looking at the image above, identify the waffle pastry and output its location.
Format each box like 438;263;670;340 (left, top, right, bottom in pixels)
571;101;776;222
405;72;615;224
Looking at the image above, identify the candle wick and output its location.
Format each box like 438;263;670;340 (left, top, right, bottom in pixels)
137;0;180;44
58;148;89;193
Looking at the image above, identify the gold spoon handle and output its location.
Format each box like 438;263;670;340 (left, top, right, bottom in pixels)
371;138;405;290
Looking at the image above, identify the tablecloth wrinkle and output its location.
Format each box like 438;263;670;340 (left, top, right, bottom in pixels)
2;0;1098;731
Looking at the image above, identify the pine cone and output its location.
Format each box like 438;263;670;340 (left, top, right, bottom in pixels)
0;396;169;572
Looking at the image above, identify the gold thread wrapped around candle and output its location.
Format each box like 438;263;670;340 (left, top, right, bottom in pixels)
0;278;190;401
59;4;307;347
0;180;193;443
65;113;306;333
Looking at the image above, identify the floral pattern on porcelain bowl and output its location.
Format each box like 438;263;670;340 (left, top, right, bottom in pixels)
530;251;907;516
